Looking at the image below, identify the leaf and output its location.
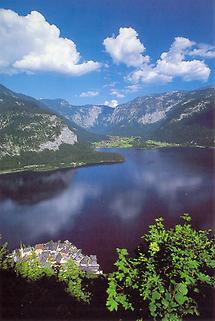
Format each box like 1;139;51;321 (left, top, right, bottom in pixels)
208;260;215;268
107;299;118;311
181;213;192;222
149;302;157;317
176;283;188;295
152;290;161;300
161;298;169;307
175;293;187;305
198;272;211;283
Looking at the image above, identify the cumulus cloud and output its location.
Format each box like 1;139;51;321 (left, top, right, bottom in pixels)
80;91;99;97
127;64;172;84
103;27;150;67
155;37;210;81
188;43;215;59
104;99;118;108
0;9;101;75
127;36;211;84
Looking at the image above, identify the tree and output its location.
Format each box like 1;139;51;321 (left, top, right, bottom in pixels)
58;258;91;303
15;251;54;281
106;214;215;321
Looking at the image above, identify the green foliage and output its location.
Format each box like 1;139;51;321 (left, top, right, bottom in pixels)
0;141;123;173
0;83;124;174
0;141;124;173
94;136;137;148
93;136;181;149
15;251;54;281
106;215;215;320
0;236;14;270
1;233;93;304
135;139;180;148
58;258;90;303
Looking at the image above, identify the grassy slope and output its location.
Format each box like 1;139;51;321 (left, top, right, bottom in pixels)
93;136;182;149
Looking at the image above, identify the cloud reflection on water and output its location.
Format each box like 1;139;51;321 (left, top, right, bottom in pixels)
0;181;100;248
0;148;213;251
109;149;207;220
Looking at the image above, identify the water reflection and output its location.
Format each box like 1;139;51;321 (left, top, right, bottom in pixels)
110;149;206;220
0;148;214;271
0;170;75;203
0;181;100;247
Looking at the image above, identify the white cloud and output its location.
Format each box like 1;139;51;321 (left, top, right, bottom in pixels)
104;99;118;108
128;37;211;84
103;81;118;89
127;64;172;84
80;91;99;97
188;43;215;59
109;85;141;97
0;9;101;75
126;84;141;92
103;27;150;67
110;89;125;98
155;37;210;81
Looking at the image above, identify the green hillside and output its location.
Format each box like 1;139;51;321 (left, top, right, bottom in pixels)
0;84;123;174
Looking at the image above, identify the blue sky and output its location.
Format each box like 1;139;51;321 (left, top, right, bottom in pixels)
0;0;214;106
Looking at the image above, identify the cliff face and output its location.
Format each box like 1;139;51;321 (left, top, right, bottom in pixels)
0;85;78;160
0;84;124;173
41;99;113;133
42;88;215;146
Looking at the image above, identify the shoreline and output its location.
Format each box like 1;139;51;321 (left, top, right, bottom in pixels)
93;137;214;150
0;158;124;176
0;145;213;176
96;145;214;150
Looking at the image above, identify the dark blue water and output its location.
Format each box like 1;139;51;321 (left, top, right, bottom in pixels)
0;148;214;272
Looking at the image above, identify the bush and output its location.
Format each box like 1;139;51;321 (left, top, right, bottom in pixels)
6;242;92;304
15;251;55;281
58;258;91;303
106;214;215;321
0;234;14;270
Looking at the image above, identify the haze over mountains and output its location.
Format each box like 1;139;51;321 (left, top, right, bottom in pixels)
41;87;215;146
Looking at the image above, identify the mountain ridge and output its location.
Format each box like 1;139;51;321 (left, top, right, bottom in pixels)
0;84;123;174
41;87;215;146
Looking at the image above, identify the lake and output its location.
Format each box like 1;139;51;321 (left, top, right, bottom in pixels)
0;147;214;273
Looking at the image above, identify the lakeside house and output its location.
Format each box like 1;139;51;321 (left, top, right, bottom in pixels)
11;240;102;274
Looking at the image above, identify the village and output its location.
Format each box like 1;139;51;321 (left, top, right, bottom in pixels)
10;240;102;275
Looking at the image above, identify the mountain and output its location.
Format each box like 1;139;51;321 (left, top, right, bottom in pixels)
108;88;215;146
0;84;123;173
41;99;113;133
43;88;215;146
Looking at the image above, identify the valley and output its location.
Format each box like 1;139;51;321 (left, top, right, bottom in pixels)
0;2;214;320
0;83;214;174
94;136;182;148
0;84;123;174
42;87;215;147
